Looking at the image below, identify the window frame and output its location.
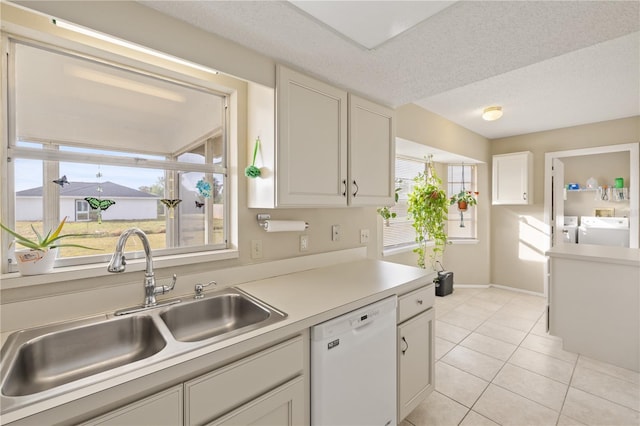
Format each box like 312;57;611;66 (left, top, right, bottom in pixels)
381;155;428;251
447;163;478;241
381;157;479;254
2;36;236;275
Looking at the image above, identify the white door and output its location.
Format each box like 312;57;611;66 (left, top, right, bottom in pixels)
552;158;565;247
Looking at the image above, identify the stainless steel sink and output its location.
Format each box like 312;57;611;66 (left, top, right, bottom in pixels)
1;315;165;397
159;289;287;343
0;287;286;414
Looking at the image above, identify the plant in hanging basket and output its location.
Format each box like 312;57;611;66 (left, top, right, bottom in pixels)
407;161;448;270
449;190;478;210
376;187;401;226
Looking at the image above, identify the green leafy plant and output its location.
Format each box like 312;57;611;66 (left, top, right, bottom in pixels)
0;216;97;251
377;187;401;224
449;190;478;207
407;161;448;270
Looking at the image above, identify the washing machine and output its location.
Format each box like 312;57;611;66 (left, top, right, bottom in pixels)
578;216;630;247
562;216;578;243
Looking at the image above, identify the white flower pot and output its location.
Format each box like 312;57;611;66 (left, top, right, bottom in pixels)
15;247;58;276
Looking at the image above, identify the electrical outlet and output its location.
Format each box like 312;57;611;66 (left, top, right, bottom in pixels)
251;239;263;259
360;229;370;244
332;225;341;241
300;235;309;252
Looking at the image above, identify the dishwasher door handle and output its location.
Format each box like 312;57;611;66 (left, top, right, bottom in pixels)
401;336;408;355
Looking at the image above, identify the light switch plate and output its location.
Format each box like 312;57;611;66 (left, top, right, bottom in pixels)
251;240;263;259
332;225;340;241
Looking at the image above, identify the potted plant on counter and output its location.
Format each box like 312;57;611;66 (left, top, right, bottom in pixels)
0;216;97;275
407;157;448;270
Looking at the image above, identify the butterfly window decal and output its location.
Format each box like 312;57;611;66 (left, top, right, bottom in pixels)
84;196;116;224
52;175;70;187
160;199;182;219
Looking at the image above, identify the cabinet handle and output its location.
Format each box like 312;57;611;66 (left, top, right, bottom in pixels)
342;180;347;197
416;299;423;305
523;192;527;200
401;336;409;355
352;180;359;197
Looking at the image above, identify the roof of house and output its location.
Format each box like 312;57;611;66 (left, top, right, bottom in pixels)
16;181;159;198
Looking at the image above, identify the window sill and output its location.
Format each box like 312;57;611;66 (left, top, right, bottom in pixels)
448;239;480;245
0;249;239;290
383;239;479;256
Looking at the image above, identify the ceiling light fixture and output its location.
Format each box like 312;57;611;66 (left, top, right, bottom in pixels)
52;19;219;75
482;106;503;121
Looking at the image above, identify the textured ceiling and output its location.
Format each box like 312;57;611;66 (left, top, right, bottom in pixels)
140;1;640;139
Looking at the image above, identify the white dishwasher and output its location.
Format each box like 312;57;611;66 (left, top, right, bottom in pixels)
311;296;397;426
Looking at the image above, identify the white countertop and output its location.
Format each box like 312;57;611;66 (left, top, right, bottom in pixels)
237;258;433;324
546;243;640;267
1;258;434;423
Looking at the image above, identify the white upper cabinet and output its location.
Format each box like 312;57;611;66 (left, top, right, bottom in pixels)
492;151;533;205
348;94;395;206
276;65;348;207
247;65;394;208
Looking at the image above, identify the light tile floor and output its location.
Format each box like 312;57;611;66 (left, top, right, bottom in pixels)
401;287;640;426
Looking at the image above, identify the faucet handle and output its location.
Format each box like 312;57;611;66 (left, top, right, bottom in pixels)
195;281;216;299
155;274;177;296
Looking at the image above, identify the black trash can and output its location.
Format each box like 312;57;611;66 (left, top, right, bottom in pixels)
434;271;454;297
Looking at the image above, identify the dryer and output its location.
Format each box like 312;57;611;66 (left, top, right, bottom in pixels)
578;216;629;247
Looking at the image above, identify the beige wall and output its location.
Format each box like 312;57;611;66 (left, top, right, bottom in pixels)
490;116;640;293
1;2;377;316
4;1;637;307
563;151;631;218
391;105;492;284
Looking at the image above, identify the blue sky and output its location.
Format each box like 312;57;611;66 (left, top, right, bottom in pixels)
15;159;164;192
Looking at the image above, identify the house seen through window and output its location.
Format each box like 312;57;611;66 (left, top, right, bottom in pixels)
3;40;229;272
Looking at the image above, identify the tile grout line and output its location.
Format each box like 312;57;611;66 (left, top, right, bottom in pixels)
441;290;564;425
430;288;639;426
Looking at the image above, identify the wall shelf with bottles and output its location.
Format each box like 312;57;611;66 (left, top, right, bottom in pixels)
564;187;629;202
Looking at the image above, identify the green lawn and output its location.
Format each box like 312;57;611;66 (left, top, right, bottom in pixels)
14;218;223;258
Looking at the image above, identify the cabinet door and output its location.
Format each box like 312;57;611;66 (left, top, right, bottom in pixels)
208;377;305;426
81;385;183;426
277;65;348;207
185;335;304;425
398;308;435;421
348;94;395;206
492;151;533;205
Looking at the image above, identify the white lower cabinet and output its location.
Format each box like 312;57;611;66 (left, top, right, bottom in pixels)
397;286;435;421
207;376;305;426
81;385;183;426
81;335;305;426
185;335;305;426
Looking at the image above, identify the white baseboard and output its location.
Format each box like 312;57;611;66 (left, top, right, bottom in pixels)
454;283;545;297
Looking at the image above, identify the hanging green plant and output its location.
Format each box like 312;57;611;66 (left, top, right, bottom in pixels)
407;158;448;270
376;187;401;226
245;137;261;178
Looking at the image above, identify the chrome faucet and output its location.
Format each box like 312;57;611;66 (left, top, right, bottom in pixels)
108;228;177;308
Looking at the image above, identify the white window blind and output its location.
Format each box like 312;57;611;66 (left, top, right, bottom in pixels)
382;157;426;249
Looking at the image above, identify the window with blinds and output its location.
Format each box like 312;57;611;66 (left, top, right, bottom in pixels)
381;157;426;249
382;158;478;250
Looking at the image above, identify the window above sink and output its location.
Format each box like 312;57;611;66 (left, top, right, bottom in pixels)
2;27;239;275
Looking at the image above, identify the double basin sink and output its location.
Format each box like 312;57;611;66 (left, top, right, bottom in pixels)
0;287;286;408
